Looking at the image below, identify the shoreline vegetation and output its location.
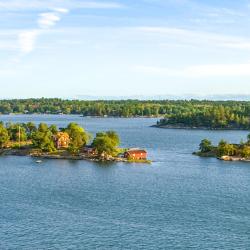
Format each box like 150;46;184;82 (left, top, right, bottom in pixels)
155;108;250;130
0;98;248;119
0;122;151;164
151;124;250;131
0;98;249;130
193;134;250;162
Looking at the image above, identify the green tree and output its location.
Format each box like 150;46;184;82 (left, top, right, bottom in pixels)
49;124;58;135
199;139;213;153
247;134;250;145
0;124;9;148
92;131;120;156
26;122;37;138
66;123;90;154
217;140;236;156
6;123;27;142
106;131;120;147
31;123;56;152
241;146;250;158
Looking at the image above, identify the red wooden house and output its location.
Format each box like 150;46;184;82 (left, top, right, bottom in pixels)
124;149;147;160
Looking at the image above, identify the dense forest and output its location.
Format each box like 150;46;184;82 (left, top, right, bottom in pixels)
156;102;250;129
0;98;249;129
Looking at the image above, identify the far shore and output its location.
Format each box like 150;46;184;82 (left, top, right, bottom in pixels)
152;124;250;131
0;113;162;118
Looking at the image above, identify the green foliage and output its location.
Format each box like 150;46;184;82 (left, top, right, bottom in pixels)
127;158;152;164
241;146;250;158
106;131;120;147
66;123;90;154
49;124;58;135
0;121;122;158
0;124;9;148
217;140;236;157
247;134;250;144
158;103;250;129
31;123;56;152
197;135;250;158
199;139;213;153
6;123;27;141
25;122;37;139
196;133;250;159
0;99;248;128
92;131;120;156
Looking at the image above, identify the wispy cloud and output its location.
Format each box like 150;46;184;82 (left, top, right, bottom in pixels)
135;63;250;77
17;8;69;55
0;0;124;11
38;8;68;29
4;1;122;57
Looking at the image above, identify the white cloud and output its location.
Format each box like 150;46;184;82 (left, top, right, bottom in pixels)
0;1;123;58
16;8;69;55
38;12;61;29
135;63;250;77
53;8;69;14
0;0;123;11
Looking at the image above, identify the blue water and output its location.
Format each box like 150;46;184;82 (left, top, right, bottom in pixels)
0;115;250;249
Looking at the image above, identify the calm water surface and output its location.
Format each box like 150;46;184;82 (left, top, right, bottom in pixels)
0;115;250;249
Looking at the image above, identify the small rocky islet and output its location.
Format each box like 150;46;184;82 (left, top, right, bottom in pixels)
193;134;250;162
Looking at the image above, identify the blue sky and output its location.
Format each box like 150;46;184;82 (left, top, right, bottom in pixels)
0;0;250;98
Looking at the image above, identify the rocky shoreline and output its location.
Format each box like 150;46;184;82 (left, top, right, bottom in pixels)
0;148;151;163
193;152;250;163
152;124;249;131
219;155;250;162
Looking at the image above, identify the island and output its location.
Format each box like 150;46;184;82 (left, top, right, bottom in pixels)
153;103;250;130
193;134;250;162
0;121;150;163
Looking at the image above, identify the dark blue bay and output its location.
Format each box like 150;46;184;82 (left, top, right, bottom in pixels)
0;115;250;249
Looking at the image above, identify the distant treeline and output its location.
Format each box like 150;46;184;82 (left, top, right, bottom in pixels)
0;99;249;129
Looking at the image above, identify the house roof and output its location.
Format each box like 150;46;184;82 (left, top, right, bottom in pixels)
126;149;147;154
54;132;70;139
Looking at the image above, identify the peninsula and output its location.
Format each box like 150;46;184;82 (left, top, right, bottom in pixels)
154;102;250;130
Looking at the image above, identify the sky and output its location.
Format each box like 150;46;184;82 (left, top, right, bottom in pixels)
1;0;250;99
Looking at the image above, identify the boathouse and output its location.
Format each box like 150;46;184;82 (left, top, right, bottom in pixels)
124;149;147;160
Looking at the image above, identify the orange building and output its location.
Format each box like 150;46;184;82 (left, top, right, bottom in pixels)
53;132;70;149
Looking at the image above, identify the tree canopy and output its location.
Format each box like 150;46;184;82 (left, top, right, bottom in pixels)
0;124;9;148
199;139;213;153
157;104;250;129
0;99;249;126
66;123;90;154
198;134;250;158
31;123;56;152
92;131;120;156
0;121;123;157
